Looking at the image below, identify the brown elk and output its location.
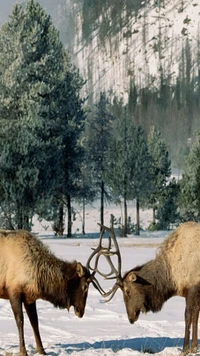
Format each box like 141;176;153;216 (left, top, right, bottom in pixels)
0;229;100;356
87;222;200;356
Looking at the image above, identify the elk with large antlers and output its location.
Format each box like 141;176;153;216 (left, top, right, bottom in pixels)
87;222;200;356
0;229;101;356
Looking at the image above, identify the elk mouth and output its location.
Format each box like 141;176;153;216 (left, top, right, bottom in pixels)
74;307;84;318
128;309;140;324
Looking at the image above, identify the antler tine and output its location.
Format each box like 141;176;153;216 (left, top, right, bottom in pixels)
86;226;108;273
87;224;122;279
90;275;107;295
97;223;122;280
103;284;120;302
87;223;123;300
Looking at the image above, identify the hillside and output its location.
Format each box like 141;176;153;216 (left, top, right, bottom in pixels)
38;1;200;100
2;1;199;101
1;0;200;164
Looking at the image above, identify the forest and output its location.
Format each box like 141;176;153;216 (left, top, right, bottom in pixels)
0;0;200;237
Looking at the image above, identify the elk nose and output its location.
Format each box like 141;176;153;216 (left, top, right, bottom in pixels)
129;318;134;324
75;307;84;318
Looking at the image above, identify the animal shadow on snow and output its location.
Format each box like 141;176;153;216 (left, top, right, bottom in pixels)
54;337;200;354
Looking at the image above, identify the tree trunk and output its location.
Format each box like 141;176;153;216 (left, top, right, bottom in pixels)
100;180;104;228
136;198;140;235
153;206;156;226
110;214;114;229
82;198;85;235
67;194;72;237
57;201;64;236
24;215;30;231
124;195;127;237
6;204;14;230
17;201;23;230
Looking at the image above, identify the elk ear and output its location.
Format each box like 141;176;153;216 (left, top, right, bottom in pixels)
126;272;152;286
126;271;137;282
76;262;84;277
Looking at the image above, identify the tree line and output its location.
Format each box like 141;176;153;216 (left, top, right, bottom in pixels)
0;0;199;237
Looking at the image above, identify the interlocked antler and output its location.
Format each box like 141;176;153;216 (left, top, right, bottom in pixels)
87;224;123;301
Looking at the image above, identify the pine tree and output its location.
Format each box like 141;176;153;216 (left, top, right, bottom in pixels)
106;106;152;236
179;132;200;220
86;92;115;228
50;65;86;237
106;107;135;236
0;0;85;231
147;126;171;227
0;0;65;229
156;177;180;230
129;126;152;235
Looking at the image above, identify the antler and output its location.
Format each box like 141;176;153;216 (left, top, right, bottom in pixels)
87;224;123;301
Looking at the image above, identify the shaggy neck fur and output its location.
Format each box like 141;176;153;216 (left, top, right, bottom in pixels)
134;256;176;313
39;259;78;308
21;236;79;309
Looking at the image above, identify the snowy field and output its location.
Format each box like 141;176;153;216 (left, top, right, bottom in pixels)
0;203;198;356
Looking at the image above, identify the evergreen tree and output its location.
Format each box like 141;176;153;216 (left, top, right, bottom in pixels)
146;126;171;227
0;0;64;229
50;66;86;237
86;92;115;228
129;126;152;235
179;132;200;220
106;106;152;235
156;178;180;230
0;0;85;232
106;107;136;236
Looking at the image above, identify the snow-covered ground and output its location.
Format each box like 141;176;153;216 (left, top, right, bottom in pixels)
0;204;196;356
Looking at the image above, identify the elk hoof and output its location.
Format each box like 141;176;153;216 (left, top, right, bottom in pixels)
19;352;28;356
190;346;197;354
179;351;189;356
180;350;197;356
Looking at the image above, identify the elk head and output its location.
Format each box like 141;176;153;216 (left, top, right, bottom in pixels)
86;224;152;324
67;263;91;318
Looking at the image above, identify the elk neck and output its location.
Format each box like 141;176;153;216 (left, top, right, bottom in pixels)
136;257;176;313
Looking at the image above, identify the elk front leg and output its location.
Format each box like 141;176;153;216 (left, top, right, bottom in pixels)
182;289;200;356
182;302;192;355
24;301;46;355
190;308;199;354
9;293;27;356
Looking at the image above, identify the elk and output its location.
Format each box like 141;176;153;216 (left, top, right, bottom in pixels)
87;222;200;356
0;229;100;356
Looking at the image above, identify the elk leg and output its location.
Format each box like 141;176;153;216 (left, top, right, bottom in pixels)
190;308;199;353
9;293;27;356
24;301;46;355
183;302;192;353
183;289;200;355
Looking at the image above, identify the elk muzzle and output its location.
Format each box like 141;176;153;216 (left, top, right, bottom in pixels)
128;309;141;324
74;306;84;318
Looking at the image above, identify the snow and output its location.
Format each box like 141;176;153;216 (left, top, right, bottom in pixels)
72;0;200;100
0;203;197;356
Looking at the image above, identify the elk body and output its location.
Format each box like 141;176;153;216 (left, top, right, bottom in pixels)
120;221;200;355
89;222;200;355
0;229;92;356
